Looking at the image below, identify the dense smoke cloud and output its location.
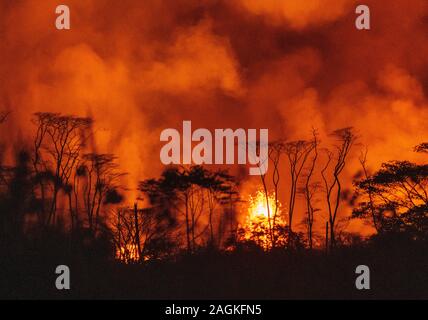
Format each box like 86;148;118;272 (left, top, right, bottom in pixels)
235;0;354;29
1;0;428;235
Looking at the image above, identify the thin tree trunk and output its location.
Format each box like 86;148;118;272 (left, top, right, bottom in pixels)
68;192;74;231
134;203;141;262
260;174;274;248
325;221;329;254
184;194;191;253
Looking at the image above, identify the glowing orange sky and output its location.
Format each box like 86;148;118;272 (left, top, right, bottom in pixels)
1;0;428;236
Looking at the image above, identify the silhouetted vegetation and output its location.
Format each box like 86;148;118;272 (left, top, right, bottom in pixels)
1;112;428;299
353;144;428;240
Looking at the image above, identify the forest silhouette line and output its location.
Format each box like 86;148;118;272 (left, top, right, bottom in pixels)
1;110;428;299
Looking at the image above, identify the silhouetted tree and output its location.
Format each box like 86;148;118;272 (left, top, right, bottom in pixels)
217;185;241;248
139;166;238;253
199;169;237;247
321;127;356;248
353;145;428;240
268;140;285;248
0;111;10;191
32;113;92;227
78;153;125;232
0;150;33;246
284;139;315;242
298;129;320;249
355;147;380;232
112;201;178;262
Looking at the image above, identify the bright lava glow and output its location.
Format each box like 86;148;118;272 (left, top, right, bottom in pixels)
248;190;277;220
240;190;286;250
116;244;140;263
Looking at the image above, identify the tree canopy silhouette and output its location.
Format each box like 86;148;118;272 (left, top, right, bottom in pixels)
353;143;428;240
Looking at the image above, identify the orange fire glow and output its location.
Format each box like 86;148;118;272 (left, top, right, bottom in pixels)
248;190;278;221
116;244;140;263
240;190;286;249
1;0;428;239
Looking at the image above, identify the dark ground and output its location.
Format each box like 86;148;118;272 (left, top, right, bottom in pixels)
1;236;428;300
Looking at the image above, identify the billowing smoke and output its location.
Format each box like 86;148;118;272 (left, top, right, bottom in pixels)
1;0;428;236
